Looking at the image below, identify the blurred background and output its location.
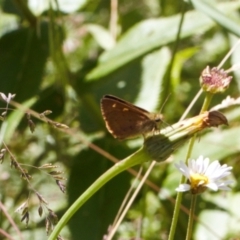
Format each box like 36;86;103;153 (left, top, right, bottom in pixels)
0;0;240;239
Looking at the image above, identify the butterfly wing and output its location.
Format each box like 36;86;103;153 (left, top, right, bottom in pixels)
101;95;151;139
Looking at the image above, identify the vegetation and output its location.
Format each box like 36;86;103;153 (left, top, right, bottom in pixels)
0;0;240;239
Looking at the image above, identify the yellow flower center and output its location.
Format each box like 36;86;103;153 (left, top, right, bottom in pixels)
190;173;209;194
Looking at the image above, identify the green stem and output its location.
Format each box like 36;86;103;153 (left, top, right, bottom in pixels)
14;0;37;27
168;91;213;240
48;147;149;240
185;135;196;163
168;184;182;240
168;135;196;240
186;195;197;240
200;92;213;113
163;0;186;101
49;104;221;239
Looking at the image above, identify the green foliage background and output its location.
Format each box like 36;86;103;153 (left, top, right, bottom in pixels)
1;0;240;239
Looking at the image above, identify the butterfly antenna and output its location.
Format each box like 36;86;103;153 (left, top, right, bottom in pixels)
159;93;171;113
158;93;173;129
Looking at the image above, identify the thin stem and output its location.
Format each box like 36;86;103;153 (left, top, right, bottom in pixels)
218;39;240;69
111;167;143;228
185;135;197;163
163;0;186;102
168;134;196;240
106;161;156;240
169;91;213;240
0;228;15;240
48;148;149;240
168;181;183;240
200;92;213;113
186;195;197;240
110;0;118;40
180;89;203;121
14;0;37;27
0;200;23;240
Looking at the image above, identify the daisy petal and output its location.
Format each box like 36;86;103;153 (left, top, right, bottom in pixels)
176;184;191;192
175;156;233;194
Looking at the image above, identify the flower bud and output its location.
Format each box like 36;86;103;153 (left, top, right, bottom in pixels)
200;66;232;93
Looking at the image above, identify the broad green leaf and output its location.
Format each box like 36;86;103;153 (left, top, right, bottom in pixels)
86;2;240;80
135;47;171;110
0;23;49;102
85;24;115;50
191;0;240;37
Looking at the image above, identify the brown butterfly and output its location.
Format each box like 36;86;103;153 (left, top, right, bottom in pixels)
100;95;163;140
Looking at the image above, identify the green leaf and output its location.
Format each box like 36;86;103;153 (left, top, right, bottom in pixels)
85;24;115;50
86;2;240;80
0;23;49;102
191;0;240;37
135;47;171;110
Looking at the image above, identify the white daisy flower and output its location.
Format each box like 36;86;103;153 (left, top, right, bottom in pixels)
175;156;233;194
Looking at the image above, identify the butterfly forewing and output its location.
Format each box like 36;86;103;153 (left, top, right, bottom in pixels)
101;95;160;139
